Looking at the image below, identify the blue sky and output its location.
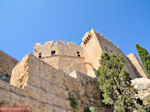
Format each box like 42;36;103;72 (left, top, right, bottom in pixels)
0;0;150;61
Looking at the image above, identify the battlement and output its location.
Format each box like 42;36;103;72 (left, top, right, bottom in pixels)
34;41;54;47
33;40;84;73
34;40;81;57
34;40;78;48
81;29;96;46
67;41;77;46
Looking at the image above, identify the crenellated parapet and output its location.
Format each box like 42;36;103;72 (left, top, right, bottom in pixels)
33;40;83;58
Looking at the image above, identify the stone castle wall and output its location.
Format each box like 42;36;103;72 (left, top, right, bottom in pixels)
5;54;112;112
33;29;143;79
0;28;146;112
34;40;83;58
127;53;148;78
80;29;141;79
33;40;85;73
95;31;141;79
0;50;18;82
81;29;103;73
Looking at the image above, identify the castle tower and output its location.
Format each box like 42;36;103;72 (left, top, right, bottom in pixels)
33;40;88;75
81;29;141;79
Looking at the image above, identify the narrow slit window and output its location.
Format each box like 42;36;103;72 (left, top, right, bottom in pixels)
77;51;80;57
39;53;42;58
51;51;56;56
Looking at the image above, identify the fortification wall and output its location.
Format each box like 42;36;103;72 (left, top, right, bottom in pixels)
56;40;83;57
58;55;85;71
127;53;148;78
41;56;59;69
66;62;87;74
40;55;85;73
6;54;111;112
33;41;56;58
95;31;141;79
0;50;18;82
34;40;83;58
33;40;84;72
81;29;103;77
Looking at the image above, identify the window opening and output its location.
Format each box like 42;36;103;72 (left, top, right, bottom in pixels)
77;51;80;57
51;51;56;56
39;53;42;58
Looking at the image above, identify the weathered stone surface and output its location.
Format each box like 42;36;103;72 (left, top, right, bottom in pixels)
5;54;112;112
0;50;18;82
131;78;150;100
33;29;142;79
0;29;145;112
128;53;148;78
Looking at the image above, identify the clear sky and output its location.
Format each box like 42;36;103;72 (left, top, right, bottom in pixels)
0;0;150;61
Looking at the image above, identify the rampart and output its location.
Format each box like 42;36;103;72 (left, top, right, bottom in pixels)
0;54;112;112
0;50;18;82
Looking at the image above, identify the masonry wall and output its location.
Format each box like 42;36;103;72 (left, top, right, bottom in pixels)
56;41;83;57
0;50;18;82
58;55;85;71
81;29;102;77
41;56;59;69
6;54;112;112
34;40;83;58
33;40;84;72
95;31;141;79
81;29;141;79
66;62;87;74
127;53;148;78
33;41;56;58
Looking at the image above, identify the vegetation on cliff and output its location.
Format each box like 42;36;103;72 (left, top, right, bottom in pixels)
136;44;150;76
96;52;149;112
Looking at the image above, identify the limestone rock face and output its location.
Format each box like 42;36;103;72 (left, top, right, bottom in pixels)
131;78;150;100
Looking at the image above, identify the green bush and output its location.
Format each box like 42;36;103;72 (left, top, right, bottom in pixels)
69;97;78;108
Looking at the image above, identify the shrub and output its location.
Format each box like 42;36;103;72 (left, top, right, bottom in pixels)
69;97;78;108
